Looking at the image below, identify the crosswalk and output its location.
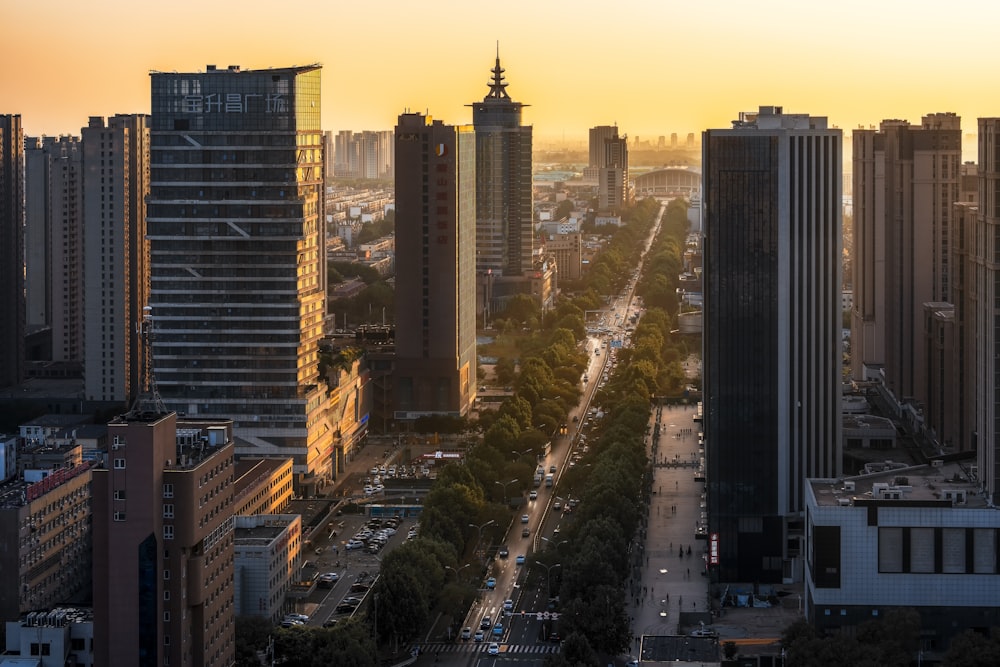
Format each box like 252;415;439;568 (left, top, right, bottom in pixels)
414;642;561;655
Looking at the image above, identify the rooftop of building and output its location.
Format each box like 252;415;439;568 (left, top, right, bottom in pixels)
235;523;287;545
20;414;91;429
0;461;94;509
809;457;984;508
151;63;321;76
234;458;290;496
10;607;93;627
842;413;895;431
729;105;829;131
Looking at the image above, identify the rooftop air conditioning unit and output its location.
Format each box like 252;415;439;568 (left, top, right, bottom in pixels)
932;460;944;468
844;480;856;492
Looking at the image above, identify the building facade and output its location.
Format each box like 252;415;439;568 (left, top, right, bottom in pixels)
0;463;93;622
24;136;83;365
973;118;1000;505
81;115;151;405
147;65;332;485
703;106;843;583
233;514;302;622
233;457;294;517
0;114;25;388
470;55;533;278
4;608;95;667
92;410;235;667
393;113;477;419
804;462;1000;656
851;114;962;415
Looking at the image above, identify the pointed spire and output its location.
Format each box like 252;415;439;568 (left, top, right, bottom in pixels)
484;44;510;101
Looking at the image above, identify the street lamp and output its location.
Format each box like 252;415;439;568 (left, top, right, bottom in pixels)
511;448;532;462
444;563;470;581
495;478;518;505
541;535;568;552
469;519;495;563
534;561;562;600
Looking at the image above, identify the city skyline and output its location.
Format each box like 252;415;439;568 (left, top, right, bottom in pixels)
4;0;999;150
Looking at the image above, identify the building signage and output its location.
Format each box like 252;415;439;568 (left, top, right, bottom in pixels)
178;93;287;114
709;532;720;565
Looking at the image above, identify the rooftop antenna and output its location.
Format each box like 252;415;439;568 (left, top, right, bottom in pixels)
128;306;167;416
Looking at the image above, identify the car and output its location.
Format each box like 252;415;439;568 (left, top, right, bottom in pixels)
548;632;561;642
522;527;530;537
549;465;557;473
380;526;397;536
503;599;513;612
487;642;500;655
474;629;485;642
284;613;309;622
492;622;503;636
521;514;529;524
498;546;509;558
318;572;339;587
335;603;357;614
485;577;496;590
529;490;538;500
480;616;492;629
322;619;339;628
515;554;526;565
554;501;562;511
349;583;370;593
461;627;472;640
572;415;580;422
280;619;304;628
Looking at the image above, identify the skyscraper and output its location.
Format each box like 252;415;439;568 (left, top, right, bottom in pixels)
703;106;842;583
973;118;1000;505
393;112;477;418
851;114;961;412
589;125;629;212
82;114;151;404
147;65;332;487
24;135;82;364
470;54;533;277
0;115;25;388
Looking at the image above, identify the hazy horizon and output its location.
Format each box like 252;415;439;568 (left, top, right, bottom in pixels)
3;0;997;164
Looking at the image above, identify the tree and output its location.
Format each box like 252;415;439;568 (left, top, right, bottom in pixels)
494;357;517;385
943;629;1000;667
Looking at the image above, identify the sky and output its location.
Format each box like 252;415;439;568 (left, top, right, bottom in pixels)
2;0;996;155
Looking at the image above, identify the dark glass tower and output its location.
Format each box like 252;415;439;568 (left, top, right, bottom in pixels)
147;65;331;485
703;106;842;583
469;53;533;277
0;115;25;388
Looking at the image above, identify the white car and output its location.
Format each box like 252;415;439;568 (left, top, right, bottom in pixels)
503;599;513;611
487;642;500;655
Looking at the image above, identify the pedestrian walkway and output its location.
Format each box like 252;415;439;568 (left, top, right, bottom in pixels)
628;403;708;645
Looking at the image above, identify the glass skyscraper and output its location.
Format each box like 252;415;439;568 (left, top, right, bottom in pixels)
147;65;331;485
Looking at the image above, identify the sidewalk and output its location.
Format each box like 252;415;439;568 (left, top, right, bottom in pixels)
629;403;708;646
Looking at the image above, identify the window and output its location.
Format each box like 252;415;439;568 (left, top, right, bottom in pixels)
114;458;126;469
164;590;170;601
163;483;174;498
164;570;170;580
114;489;126;501
163;504;174;519
164;525;174;540
164;611;171;622
114;511;126;522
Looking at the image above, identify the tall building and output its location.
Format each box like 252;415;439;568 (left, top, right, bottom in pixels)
470;54;533;277
82;115;151;405
590;125;629;212
973;118;1000;505
851;114;962;413
92;410;235;667
147;65;332;487
588;125;617;168
24;135;83;364
393;112;477;418
0;114;25;388
331;130;393;179
703;106;843;583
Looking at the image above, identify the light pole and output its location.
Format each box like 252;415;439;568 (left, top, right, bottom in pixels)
511;448;532;462
469;519;495;564
444;563;470;581
534;561;562;600
495;478;518;505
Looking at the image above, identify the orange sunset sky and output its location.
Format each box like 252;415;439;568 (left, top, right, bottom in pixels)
1;0;996;155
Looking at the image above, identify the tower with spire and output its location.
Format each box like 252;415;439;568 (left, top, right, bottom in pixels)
469;48;534;279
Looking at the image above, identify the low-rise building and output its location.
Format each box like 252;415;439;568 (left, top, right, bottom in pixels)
234;514;302;622
234;458;294;517
3;607;94;667
805;459;999;656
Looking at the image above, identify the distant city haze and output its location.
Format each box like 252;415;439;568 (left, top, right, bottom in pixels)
3;0;996;155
